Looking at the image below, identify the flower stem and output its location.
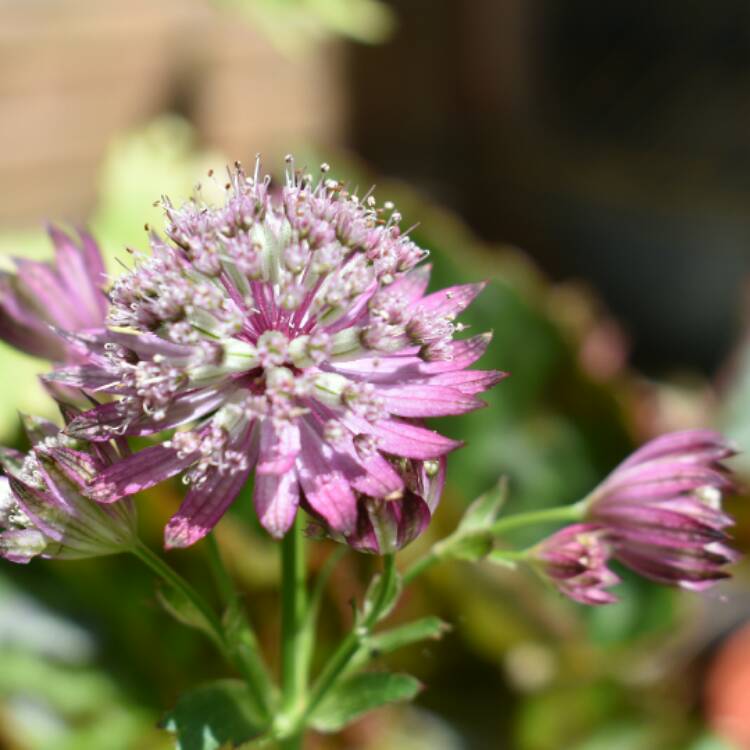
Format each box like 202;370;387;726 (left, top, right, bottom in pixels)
299;554;397;727
403;501;586;585
205;532;237;608
132;541;224;644
489;501;585;535
204;533;276;718
132;540;273;722
300;546;347;683
279;517;307;748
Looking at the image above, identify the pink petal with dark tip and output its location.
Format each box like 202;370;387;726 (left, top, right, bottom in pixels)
90;444;198;502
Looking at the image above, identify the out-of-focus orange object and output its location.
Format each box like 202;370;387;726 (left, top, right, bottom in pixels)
706;621;750;749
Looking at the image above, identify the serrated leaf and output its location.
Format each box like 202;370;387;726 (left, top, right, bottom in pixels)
361;567;402;624
457;477;508;534
367;617;451;654
309;672;422;733
161;679;266;750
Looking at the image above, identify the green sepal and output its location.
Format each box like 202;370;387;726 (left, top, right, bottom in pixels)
161;679;267;750
309;672;422;733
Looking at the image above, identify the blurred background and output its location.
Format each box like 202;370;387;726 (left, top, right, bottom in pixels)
1;1;750;748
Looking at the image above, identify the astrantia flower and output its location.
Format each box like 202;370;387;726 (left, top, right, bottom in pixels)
584;430;740;591
0;412;137;563
54;159;504;548
532;523;619;605
0;226;108;361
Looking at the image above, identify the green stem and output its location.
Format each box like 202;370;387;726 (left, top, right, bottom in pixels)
204;533;276;718
403;501;586;585
132;541;224;646
132;540;273;721
402;550;439;586
300;546;347;683
489;501;585;535
279;517;307;747
299;554;396;728
205;532;236;608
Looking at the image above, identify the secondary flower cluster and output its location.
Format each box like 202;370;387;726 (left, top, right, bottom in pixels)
533;430;740;604
0;409;136;563
0;226;108;362
15;159;501;551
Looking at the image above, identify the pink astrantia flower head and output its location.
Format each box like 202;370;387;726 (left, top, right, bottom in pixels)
0;226;108;361
54;158;504;549
0;411;137;563
584;430;740;591
533;523;619;605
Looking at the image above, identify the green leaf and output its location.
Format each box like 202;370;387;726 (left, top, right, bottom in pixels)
430;478;509;562
161;680;266;750
309;672;422;733
457;477;509;534
361;567;402;624
367;617;451;655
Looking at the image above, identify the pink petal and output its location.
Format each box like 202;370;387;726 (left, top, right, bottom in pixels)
378;383;483;417
256;419;300;474
14;258;82;330
0;275;68;359
297;423;358;534
304;406;404;498
427;369;508;395
254;469;300;538
419;333;493;373
164;467;253;550
386;264;431;302
48;225;107;327
412;281;485;318
66;386;232;440
617;430;732;470
44;365;122;391
90;444;197;502
164;423;258;548
343;415;462;460
77;228;108;291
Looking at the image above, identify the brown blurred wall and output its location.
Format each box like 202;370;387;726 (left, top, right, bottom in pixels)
0;0;342;228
